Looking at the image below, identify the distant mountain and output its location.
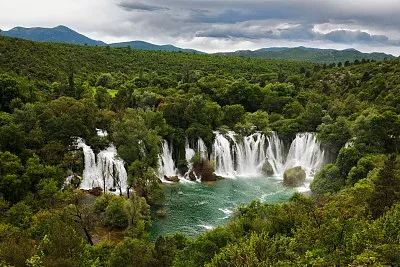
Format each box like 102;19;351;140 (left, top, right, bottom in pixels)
218;46;395;63
0;25;105;46
110;40;203;54
0;26;395;61
0;25;202;53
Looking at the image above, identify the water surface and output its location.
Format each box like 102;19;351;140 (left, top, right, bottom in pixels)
150;176;296;238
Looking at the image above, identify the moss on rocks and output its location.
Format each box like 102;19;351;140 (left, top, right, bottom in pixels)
262;161;274;176
283;166;306;187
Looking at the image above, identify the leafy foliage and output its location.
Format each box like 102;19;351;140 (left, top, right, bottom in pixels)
0;36;400;266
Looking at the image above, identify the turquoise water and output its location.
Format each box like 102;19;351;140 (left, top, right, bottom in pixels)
150;176;296;238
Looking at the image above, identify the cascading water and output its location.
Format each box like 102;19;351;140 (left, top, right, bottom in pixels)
153;132;326;237
283;133;325;177
212;132;236;177
266;132;285;176
158;132;325;185
158;140;179;181
184;138;208;169
185;139;196;171
97;146;128;194
210;131;325;179
76;138;128;194
235;132;267;176
197;138;208;159
211;132;268;177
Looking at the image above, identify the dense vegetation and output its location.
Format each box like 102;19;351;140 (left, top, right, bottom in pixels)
219;46;395;64
0;35;400;266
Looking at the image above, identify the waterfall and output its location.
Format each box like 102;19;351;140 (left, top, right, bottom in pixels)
283;133;325;177
76;138;98;189
76;138;128;194
158;140;179;180
211;131;268;177
211;131;325;179
97;146;128;194
266;132;285;175
158;132;325;183
197;138;208;159
236;132;267;176
185;139;196;170
212;132;236;177
96;128;108;137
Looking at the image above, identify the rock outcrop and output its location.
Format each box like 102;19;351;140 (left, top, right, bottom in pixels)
283;166;306;187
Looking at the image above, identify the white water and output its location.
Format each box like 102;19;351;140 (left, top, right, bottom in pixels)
211;132;324;179
185;139;196;170
159;132;325;184
77;132;324;189
159;140;179;182
211;131;268;177
212;132;236;177
266;132;285;176
76;138;128;194
197;138;208;160
283;133;325;177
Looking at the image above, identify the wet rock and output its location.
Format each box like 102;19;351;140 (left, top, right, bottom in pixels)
88;187;103;196
262;161;274;176
69;174;82;189
188;171;197;181
283;166;306;187
193;159;217;182
164;175;179;183
155;208;167;218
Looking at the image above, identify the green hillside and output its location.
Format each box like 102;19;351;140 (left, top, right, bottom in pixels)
0;36;400;266
109;40;203;53
0;36;311;82
220;46;395;63
0;25;105;46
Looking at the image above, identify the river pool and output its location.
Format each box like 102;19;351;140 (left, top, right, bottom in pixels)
150;175;297;238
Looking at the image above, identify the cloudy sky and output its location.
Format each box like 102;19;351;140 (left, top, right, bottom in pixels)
1;0;400;55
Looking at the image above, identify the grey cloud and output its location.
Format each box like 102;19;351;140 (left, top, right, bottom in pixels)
113;0;400;48
196;23;313;40
118;0;400;28
321;30;389;43
197;22;400;47
119;1;168;12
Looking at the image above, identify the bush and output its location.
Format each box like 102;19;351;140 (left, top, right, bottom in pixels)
336;147;361;177
347;154;386;185
108;238;154;267
311;164;344;194
104;197;129;228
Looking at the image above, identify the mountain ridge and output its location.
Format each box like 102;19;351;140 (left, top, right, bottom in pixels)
0;25;106;46
0;25;203;54
0;25;395;62
109;40;203;53
217;46;395;63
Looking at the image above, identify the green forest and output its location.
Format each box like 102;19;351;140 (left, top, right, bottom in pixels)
1;35;400;266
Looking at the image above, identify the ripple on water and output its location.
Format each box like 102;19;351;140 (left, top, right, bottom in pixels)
195;200;208;206
218;208;233;215
150;176;295;239
197;224;214;231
